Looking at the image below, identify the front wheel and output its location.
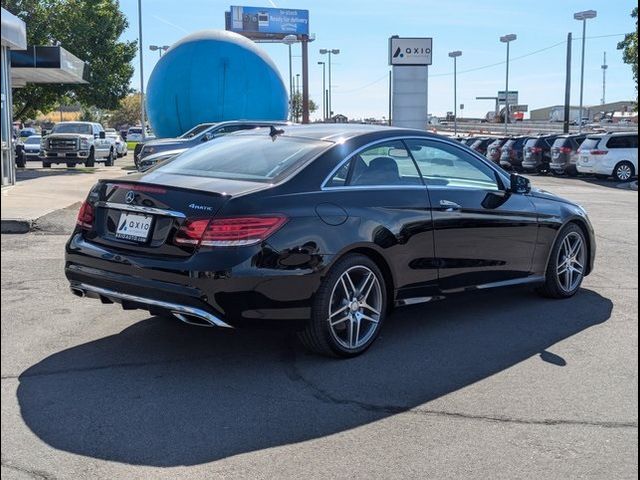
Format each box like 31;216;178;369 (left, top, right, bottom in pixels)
537;224;587;299
85;149;95;167
105;149;114;166
613;161;635;182
298;254;387;357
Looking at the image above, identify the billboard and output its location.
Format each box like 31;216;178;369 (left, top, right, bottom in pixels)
229;6;309;37
389;37;432;66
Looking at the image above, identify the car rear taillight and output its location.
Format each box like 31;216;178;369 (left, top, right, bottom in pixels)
76;201;94;229
531;147;543;154
591;150;608;155
175;215;288;247
559;147;572;154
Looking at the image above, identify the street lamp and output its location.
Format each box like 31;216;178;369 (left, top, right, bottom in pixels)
318;61;326;121
319;48;340;119
499;34;517;135
282;34;298;122
149;45;169;58
137;0;145;139
574;10;597;133
448;50;462;136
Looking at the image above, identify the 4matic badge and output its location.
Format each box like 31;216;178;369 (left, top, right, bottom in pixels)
188;203;214;211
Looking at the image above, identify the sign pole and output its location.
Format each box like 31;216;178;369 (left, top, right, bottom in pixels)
302;37;309;124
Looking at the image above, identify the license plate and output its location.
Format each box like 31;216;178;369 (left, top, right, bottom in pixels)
115;212;153;241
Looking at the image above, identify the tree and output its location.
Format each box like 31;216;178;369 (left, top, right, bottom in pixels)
617;7;638;107
3;0;137;120
290;92;318;122
107;93;141;128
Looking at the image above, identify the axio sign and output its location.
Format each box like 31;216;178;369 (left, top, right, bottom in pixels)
389;37;432;66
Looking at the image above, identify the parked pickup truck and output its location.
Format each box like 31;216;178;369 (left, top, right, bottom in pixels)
40;122;116;167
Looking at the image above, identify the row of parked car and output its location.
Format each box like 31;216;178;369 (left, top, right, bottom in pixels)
460;131;638;182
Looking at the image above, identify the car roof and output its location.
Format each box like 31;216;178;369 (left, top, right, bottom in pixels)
235;123;439;143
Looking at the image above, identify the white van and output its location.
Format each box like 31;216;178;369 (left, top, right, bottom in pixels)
577;132;638;182
126;126;144;142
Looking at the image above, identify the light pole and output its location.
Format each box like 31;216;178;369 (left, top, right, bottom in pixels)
295;74;301;122
318;61;326;121
149;45;169;58
448;50;462;136
319;48;340;118
282;35;297;122
499;34;517;135
574;9;597;133
137;0;145;138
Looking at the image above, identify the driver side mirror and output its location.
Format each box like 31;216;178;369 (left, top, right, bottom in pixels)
509;173;531;194
202;132;214;142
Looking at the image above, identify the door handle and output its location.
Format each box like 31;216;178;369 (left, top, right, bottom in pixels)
439;200;462;212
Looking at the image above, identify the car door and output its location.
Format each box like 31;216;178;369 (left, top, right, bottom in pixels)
404;138;539;291
323;139;438;299
93;124;109;157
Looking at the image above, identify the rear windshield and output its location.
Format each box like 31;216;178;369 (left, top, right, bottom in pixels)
554;137;571;148
179;124;215;139
524;138;540;147
155;135;331;182
580;137;602;150
128;128;142;134
52;123;92;135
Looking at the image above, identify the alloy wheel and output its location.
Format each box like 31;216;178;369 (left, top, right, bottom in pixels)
328;266;382;350
556;232;586;293
616;163;633;182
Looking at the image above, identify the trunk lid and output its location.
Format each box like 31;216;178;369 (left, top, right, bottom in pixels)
84;174;272;258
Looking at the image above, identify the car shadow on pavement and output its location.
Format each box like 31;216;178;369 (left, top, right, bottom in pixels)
15;167;97;182
17;287;612;466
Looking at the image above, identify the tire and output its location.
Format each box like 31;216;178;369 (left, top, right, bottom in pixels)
613;161;635;183
537;224;587;299
85;148;95;167
67;162;77;168
16;154;26;168
297;254;387;357
566;166;579;177
105;149;114;167
42;162;51;168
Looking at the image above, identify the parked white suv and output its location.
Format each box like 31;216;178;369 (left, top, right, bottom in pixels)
577;132;638;182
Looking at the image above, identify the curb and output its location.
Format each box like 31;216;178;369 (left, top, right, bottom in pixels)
1;218;33;234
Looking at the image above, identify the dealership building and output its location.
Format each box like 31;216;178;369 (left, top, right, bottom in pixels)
1;7;87;186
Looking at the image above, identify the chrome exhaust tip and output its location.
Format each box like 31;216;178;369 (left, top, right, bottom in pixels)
172;312;215;327
70;287;86;298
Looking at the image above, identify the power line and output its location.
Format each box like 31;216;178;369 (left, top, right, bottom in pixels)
328;33;627;92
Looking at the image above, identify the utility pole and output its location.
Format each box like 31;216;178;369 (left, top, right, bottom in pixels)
563;32;572;134
137;0;146;138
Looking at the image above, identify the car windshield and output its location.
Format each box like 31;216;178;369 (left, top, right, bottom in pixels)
155;134;330;182
25;136;41;144
179;124;216;139
52;123;92;135
580;137;602;150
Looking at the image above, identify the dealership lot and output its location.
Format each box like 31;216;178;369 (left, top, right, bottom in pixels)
1;175;637;479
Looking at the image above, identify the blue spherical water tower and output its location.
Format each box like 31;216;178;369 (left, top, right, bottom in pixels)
146;30;288;138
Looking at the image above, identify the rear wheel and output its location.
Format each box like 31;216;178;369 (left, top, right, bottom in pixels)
42;161;51;168
537;224;587;299
16;154;26;168
613;161;635;182
298;254;387;357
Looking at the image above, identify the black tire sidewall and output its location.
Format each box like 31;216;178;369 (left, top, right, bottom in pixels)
614;162;634;182
311;254;387;357
545;224;587;298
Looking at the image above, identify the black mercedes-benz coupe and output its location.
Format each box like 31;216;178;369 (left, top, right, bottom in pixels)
66;125;596;357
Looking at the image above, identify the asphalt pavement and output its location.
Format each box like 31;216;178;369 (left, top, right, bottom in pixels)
1;175;637;479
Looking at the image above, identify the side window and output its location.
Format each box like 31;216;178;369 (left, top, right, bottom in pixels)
629;136;639;149
607;136;632;149
405;139;499;190
326;140;422;187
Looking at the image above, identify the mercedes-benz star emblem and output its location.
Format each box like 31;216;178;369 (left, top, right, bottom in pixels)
125;191;136;204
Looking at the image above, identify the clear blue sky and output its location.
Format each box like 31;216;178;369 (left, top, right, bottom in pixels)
119;0;637;120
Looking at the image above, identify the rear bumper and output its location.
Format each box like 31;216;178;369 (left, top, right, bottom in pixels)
65;233;330;328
